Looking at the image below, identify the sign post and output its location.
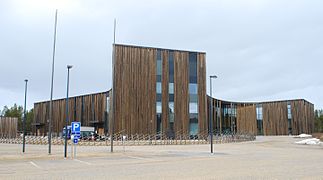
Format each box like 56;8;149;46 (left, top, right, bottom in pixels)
71;122;81;158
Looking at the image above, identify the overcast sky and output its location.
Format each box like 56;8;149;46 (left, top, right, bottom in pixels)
0;0;322;110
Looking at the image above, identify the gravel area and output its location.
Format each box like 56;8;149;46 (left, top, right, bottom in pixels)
0;136;322;179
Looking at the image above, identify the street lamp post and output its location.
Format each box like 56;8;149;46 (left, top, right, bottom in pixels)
49;9;58;155
22;79;28;153
64;65;72;158
209;75;217;154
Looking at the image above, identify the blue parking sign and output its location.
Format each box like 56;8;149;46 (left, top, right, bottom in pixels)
71;122;81;134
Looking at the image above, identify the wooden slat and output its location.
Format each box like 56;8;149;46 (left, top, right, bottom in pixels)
197;53;207;134
0;117;18;138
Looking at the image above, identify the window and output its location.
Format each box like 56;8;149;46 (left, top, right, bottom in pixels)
189;83;198;94
169;83;174;94
287;104;292;119
256;104;263;135
189;102;198;113
190;94;198;103
156;94;162;101
169;102;174;123
287;102;292;134
256;105;263;120
169;94;174;102
156;61;162;76
189;52;197;83
188;53;199;133
156;75;162;82
156;82;162;94
156;102;162;113
106;97;110;113
189;114;198;136
156;49;163;134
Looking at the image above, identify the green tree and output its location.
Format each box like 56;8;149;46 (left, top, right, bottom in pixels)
26;109;33;132
1;104;33;133
314;109;323;132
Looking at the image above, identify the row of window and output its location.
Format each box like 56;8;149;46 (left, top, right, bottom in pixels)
156;83;198;95
155;50;199;135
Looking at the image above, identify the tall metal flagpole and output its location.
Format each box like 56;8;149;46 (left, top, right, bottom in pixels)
111;19;116;153
49;9;58;155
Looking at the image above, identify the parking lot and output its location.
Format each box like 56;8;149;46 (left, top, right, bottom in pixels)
0;136;323;179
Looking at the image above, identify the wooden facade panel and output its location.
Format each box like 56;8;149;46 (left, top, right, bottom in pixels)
236;104;257;135
174;51;189;135
161;50;169;134
113;45;156;135
262;102;288;135
33;92;108;135
291;100;314;135
197;53;207;134
0;117;18;138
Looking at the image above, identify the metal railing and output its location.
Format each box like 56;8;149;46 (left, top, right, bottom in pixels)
0;130;255;146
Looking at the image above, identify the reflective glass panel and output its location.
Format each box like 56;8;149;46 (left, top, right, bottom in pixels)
156;102;162;113
189;102;198;113
156;82;162;94
189;83;198;94
190;94;198;103
156;60;162;76
169;83;174;94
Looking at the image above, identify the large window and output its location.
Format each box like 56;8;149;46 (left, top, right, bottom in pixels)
287;102;292;134
156;82;162;94
189;114;198;137
156;102;162;113
156;49;162;133
256;104;263;135
188;52;198;136
168;51;175;136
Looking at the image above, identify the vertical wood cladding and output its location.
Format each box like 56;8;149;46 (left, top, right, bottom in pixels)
207;98;314;136
236;104;257;135
198;54;207;134
113;45;156;135
161;50;169;134
174;51;189;134
112;45;206;136
0;117;18;138
262;102;288;135
33;92;108;135
291;100;314;135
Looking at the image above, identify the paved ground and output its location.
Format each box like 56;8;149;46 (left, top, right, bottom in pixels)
0;136;322;180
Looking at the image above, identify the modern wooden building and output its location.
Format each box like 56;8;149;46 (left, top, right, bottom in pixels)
33;91;110;136
32;44;315;137
112;44;207;137
207;98;314;136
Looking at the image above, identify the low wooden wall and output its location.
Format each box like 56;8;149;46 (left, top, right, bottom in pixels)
0;117;18;138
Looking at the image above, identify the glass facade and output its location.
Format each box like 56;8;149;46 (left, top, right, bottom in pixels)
168;51;175;137
287;102;292;134
156;50;162;133
256;104;263;135
189;52;198;136
220;104;236;134
155;50;200;138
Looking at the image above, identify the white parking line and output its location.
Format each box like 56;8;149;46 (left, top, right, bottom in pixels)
127;155;161;162
29;161;42;169
74;159;92;166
